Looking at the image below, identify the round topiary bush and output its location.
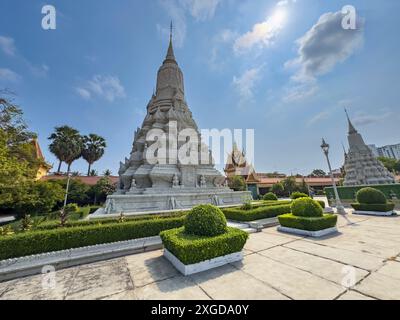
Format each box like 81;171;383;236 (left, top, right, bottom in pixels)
263;192;278;201
290;192;309;200
356;187;387;204
291;197;323;217
185;204;227;237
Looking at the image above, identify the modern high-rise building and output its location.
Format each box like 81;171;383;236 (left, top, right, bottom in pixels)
368;144;400;160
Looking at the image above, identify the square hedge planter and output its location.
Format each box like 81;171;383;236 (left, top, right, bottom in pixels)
277;214;338;238
351;203;396;216
160;227;248;276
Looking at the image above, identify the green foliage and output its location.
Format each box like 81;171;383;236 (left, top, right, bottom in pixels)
0;216;185;260
240;200;253;211
317;200;326;209
290;192;309;200
378;157;400;174
65;203;79;213
185;205;227;237
20;214;33;232
223;204;291;222
271;183;284;196
228;175;247;191
278;213;337;231
325;184;400;201
34;211;186;231
89;176;116;204
160;227;248;265
48;126;83;173
310;169;327;177
263;192;278;201
356;187;387;204
0;225;14;236
82;134;106;176
282;176;297;195
50;178;90;206
351;203;395;212
10;181;64;217
291;197;323;217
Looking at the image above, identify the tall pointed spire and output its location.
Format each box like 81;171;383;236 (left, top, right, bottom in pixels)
345;108;357;134
165;21;176;62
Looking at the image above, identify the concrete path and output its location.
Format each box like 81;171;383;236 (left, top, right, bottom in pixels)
1;213;399;300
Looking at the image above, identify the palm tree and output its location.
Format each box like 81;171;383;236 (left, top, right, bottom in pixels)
82;134;106;176
48;126;83;174
103;169;112;177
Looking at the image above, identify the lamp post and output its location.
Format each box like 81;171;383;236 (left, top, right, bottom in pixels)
321;138;346;215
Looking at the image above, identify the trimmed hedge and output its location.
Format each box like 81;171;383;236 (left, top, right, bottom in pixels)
356;187;387;204
222;204;291;222
185;205;227;237
263;192;278;201
33;212;186;231
290;192;309;200
160;227;248;265
351;203;395;212
317;200;326;209
0;216;185;260
291;197;323;218
278;214;338;231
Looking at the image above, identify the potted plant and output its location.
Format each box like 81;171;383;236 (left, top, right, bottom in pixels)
277;197;338;237
160;204;248;276
351;187;396;216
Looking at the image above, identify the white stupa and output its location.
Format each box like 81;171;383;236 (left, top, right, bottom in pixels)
343;110;395;186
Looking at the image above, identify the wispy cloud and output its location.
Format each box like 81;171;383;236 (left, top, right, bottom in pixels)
0;68;20;82
307;110;330;126
352;112;392;126
157;0;221;47
233;66;263;107
283;10;364;102
76;75;126;102
0;36;16;56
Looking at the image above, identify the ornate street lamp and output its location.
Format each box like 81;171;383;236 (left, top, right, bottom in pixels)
321;138;346;215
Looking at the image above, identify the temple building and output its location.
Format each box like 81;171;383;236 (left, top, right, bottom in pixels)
224;143;255;179
97;27;250;215
31;138;52;180
343;110;395;186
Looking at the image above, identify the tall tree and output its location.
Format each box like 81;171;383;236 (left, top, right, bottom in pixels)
310;169;327;177
48;126;83;174
82;134;106;176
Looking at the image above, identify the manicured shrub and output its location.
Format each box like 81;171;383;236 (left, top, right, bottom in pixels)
222;204;291;222
278;214;337;231
160;227;248;265
33;211;186;231
65;203;79;213
290;192;309;200
291;197;323;218
356;187;387;204
0;216;185;260
351;203;395;212
240;201;253;211
317;200;326;209
185;205;227;237
263;192;278;201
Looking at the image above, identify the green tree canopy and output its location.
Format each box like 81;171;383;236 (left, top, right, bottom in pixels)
228;175;247;191
82;134;106;176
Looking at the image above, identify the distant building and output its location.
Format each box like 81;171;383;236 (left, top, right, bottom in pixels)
41;175;119;186
369;143;400;160
31;138;52;180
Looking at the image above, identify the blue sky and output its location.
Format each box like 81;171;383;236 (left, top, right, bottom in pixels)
1;0;399;176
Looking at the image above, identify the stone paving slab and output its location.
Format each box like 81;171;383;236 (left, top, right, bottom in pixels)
189;264;288;300
376;261;400;280
354;273;400;300
337;290;375;300
284;240;385;271
259;246;369;286
232;253;345;300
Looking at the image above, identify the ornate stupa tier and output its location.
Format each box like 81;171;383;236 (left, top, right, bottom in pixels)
97;24;252;216
343;109;395;186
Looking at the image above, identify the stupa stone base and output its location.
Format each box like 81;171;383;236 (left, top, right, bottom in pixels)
94;189;251;216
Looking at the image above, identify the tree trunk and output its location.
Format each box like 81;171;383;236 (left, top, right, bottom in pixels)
57;160;62;173
67;163;71;174
87;163;92;176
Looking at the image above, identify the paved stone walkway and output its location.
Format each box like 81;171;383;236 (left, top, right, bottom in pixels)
1;213;400;300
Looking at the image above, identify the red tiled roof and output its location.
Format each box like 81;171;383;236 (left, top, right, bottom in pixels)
41;175;119;186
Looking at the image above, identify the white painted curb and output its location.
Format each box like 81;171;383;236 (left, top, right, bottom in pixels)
164;249;243;276
353;210;395;216
277;226;338;238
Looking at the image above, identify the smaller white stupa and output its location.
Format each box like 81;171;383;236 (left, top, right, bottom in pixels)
343;109;395;186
